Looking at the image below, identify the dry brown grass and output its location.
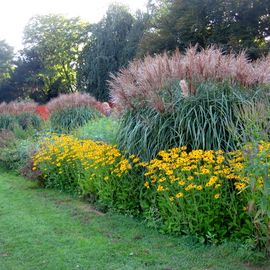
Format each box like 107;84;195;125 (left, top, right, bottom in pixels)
0;101;37;115
109;46;270;112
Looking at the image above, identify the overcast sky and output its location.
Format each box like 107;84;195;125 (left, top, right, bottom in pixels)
0;0;147;51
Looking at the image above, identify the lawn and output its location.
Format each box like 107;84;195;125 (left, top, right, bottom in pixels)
0;170;269;270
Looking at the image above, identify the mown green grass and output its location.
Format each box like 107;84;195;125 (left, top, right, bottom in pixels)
0;170;269;270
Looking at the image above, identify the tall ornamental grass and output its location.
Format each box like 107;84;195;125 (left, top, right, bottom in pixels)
47;92;99;113
50;107;101;133
0;101;37;115
117;81;258;160
110;47;270;160
110;46;270;112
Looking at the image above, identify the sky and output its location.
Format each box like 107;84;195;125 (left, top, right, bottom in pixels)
0;0;148;51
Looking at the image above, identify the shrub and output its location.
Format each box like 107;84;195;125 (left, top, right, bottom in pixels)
50;107;101;132
0;129;16;148
32;134;270;253
0;139;34;172
74;117;119;144
141;147;252;243
234;142;270;255
36;105;50;120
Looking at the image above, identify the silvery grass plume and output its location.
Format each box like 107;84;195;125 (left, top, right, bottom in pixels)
47;92;99;113
0;101;37;115
109;46;270;113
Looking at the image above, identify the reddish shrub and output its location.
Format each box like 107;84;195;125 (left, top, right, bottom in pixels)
36;105;49;121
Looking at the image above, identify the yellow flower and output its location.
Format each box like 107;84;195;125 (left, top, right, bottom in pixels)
144;182;150;189
214;193;220;199
196;185;203;191
206;176;218;187
157;185;165;192
234;182;246;191
176;192;184;198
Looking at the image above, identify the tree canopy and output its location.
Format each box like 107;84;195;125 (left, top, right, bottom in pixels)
0;40;14;81
22;14;90;101
140;0;270;58
77;4;147;101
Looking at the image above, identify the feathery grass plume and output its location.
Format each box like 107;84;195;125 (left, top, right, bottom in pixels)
47;92;101;114
110;46;270;160
109;46;270;113
179;80;189;97
0;101;37;115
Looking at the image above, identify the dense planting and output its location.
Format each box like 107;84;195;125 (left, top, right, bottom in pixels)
32;134;269;252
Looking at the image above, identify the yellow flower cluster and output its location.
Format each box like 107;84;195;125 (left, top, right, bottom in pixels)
142;147;246;200
231;141;270;191
33;134;133;182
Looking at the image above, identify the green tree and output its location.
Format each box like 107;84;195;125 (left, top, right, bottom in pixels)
77;5;147;101
0;40;14;81
23;14;90;97
140;0;270;58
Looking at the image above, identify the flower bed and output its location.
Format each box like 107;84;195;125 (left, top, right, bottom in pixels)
32;135;270;252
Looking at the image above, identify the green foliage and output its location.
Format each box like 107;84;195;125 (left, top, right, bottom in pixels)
74;117;119;144
239;143;270;256
0;139;33;171
22;14;90;100
0;40;14;81
117;82;255;161
0;114;17;130
0;113;42;136
77;5;147;101
140;0;270;58
33;133;270;253
50;107;101;132
16;112;42;130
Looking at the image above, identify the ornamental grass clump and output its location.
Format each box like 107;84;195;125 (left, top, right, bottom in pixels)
0;101;37;115
110;47;270;160
50;107;101;132
116;81;256;160
47;92;99;114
